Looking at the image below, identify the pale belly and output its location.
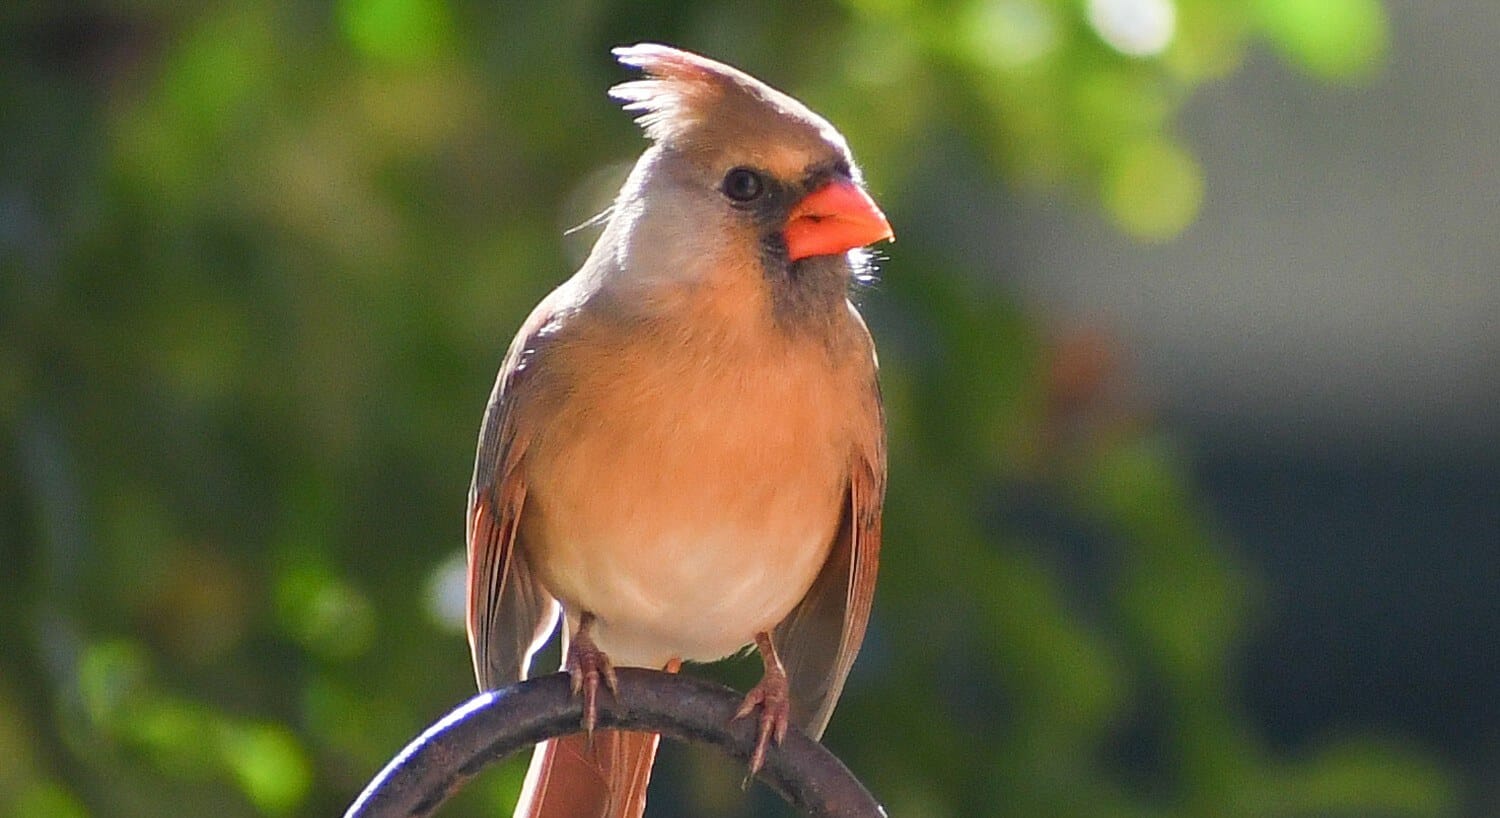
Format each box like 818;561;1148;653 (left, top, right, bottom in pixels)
519;351;853;667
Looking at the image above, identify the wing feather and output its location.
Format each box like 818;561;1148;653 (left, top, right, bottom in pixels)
774;371;886;738
466;292;575;690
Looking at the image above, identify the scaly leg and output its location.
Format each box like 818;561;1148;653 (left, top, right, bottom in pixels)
732;631;791;779
565;611;617;738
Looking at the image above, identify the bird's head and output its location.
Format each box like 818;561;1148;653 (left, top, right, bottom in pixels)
603;44;893;306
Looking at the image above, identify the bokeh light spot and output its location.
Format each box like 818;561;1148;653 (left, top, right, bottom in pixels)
964;0;1062;69
426;550;469;634
276;566;377;659
1103;139;1204;240
338;0;452;64
1088;0;1177;57
77;640;151;730
1257;0;1388;79
217;723;312;815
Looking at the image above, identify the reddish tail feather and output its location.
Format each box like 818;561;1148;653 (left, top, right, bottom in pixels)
513;660;680;818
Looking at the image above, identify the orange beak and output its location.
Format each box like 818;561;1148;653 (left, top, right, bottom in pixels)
782;180;894;262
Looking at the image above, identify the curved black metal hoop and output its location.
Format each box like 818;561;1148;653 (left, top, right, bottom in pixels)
343;668;885;818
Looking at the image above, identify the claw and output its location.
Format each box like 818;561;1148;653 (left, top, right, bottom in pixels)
564;612;615;740
731;632;791;785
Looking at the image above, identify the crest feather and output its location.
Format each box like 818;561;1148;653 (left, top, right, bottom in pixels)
608;43;822;148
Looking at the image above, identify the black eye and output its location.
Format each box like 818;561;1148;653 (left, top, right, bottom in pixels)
721;167;764;203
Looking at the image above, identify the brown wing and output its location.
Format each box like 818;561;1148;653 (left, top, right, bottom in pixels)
773;371;886;739
467;292;574;691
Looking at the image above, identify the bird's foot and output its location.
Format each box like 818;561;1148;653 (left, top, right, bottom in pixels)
732;633;790;783
565;612;617;739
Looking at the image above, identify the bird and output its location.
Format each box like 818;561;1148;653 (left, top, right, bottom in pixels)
465;43;891;818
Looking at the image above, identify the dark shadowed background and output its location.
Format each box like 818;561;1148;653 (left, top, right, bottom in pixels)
3;1;1496;816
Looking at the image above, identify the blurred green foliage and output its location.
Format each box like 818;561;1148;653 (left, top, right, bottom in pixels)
1;1;1450;817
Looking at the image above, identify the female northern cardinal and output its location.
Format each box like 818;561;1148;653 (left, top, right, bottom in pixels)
466;43;892;818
